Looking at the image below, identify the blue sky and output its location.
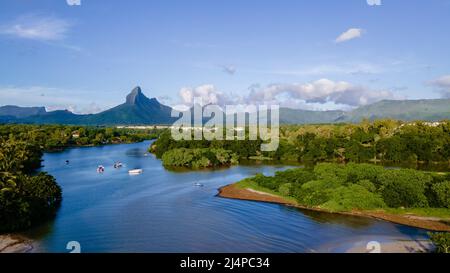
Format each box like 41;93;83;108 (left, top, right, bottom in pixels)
1;0;450;113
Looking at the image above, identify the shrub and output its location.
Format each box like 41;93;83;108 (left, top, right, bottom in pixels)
254;174;279;191
356;179;377;192
428;232;450;253
345;163;384;187
313;163;347;183
321;184;386;212
431;181;450;208
274;168;316;186
378;169;430;208
296;178;342;206
278;183;292;196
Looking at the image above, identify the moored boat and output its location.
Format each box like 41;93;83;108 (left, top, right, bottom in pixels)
128;169;143;175
97;165;105;173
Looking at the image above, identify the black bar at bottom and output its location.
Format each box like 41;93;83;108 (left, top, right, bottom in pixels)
0;253;446;272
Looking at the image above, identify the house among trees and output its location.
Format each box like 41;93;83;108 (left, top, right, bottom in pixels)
72;131;80;138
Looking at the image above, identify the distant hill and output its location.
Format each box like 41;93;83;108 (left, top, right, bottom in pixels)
279;108;345;124
22;110;87;124
0;105;46;118
341;99;450;122
276;99;450;124
1;87;449;125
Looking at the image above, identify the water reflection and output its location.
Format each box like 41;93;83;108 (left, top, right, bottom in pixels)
125;147;149;157
296;208;374;229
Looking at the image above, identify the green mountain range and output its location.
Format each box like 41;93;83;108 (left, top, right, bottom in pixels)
338;99;450;123
1;87;449;125
0;105;46;119
279;108;345;124
1;87;177;125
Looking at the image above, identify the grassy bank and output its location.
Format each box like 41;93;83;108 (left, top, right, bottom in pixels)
238;179;450;220
234;178;299;205
383;208;450;220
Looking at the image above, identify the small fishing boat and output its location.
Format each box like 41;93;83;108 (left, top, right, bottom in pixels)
128;169;143;175
194;183;204;187
97;165;105;173
114;162;123;168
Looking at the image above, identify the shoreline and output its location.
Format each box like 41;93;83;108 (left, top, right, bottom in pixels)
218;183;450;232
0;234;34;253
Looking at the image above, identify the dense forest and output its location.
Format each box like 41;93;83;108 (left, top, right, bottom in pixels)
150;120;450;168
0;124;162;151
0;124;160;232
278;120;450;163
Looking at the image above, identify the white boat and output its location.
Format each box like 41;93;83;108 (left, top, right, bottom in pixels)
128;169;143;175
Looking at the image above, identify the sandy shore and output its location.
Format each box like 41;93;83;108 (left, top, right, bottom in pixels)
315;235;434;253
0;234;34;253
218;183;450;232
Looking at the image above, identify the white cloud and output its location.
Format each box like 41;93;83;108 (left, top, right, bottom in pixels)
367;0;382;6
177;79;398;109
66;0;81;6
157;95;173;105
179;84;234;106
0;15;72;41
246;79;397;107
335;28;364;43
430;75;450;98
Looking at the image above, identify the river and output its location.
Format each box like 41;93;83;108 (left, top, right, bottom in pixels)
22;141;430;253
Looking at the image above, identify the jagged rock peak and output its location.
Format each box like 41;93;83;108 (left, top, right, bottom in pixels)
126;86;146;104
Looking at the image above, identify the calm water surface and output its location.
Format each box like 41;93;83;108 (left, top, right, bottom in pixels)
24;141;429;253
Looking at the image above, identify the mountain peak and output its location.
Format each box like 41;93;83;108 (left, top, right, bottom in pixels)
126;86;146;105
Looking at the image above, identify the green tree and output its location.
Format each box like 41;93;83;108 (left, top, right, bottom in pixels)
379;169;430;208
428;232;450;253
322;184;386;211
431;181;450;208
